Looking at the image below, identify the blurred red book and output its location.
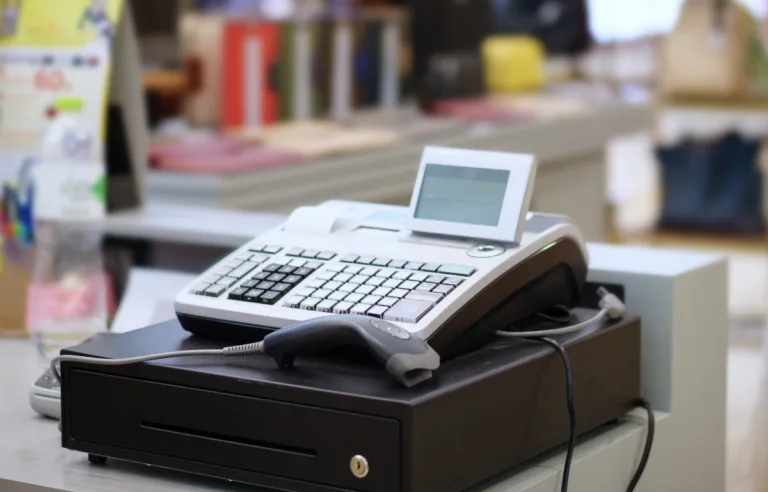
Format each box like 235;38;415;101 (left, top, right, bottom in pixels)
151;140;305;174
428;99;529;123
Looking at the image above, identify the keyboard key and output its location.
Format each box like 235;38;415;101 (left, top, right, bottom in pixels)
355;285;375;295
301;250;320;259
252;272;270;281
438;264;477;277
230;262;260;279
223;259;243;269
300;298;321;310
263;245;283;254
367;305;388;318
421;263;441;272
283;295;305;308
405;262;425;271
415;282;437;292
244;289;265;302
316;300;337;312
335;273;353;282
443;277;464;287
365;277;385;287
203;275;222;284
390;289;408;298
251;254;269;264
190;283;209;295
406;291;444;305
259;291;282;304
234;252;253;262
433;285;455;295
325;281;343;291
294;267;314;277
305;279;326;289
262;263;282;273
388;260;407;269
267;273;286;282
286;247;304;257
214;266;233;277
279;265;298;274
356;256;376;265
305;260;323;270
384;299;433;323
316;271;336;281
375;268;396;279
228;287;249;300
383;279;401;289
345;293;365;303
256;281;276;290
241;280;258;289
351;304;372;315
272;283;292;293
344;265;363;274
379;297;399;307
295;287;316;297
272;257;292;266
372;258;391;267
400;280;418;290
339;283;357;293
363;295;382;305
317;251;337;260
349;275;368;285
289;259;308;267
217;277;236;287
361;267;379;276
311;289;332;299
333;301;355;314
328;291;348;301
284;275;302;285
393;271;411;280
204;285;226;297
427;275;446;284
341;254;360;263
327;263;345;272
373;287;392;297
410;272;429;282
250;244;266;252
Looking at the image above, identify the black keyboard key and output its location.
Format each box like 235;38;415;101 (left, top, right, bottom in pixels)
272;283;291;293
259;291;282;304
421;263;441;272
356;256;375;265
241;280;258;289
286;247;304;257
341;254;359;263
252;272;271;280
262;263;282;273
388;260;407;269
294;267;314;277
317;251;337;260
244;289;265;302
267;273;286;282
405;262;425;270
256;281;276;290
284;275;302;284
372;258;391;267
278;266;297;274
262;245;283;254
228;287;249;300
301;250;320;259
204;285;226;297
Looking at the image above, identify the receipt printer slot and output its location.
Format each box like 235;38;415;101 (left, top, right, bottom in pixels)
66;370;401;492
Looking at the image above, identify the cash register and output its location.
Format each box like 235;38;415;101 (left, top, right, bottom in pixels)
57;146;646;492
174;146;588;357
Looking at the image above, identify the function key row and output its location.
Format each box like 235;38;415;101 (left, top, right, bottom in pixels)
285;247;337;260
339;254;476;277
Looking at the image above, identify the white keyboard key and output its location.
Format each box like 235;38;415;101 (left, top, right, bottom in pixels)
328;291;348;301
379;297;398;307
390;289;408;298
345;293;365;303
294;288;316;297
339;283;357;293
383;299;433;323
300;298;321;310
312;289;332;299
406;291;444;305
333;301;355;314
349;275;368;284
350;304;372;315
400;280;418;290
372;287;392;297
316;271;336;281
325;281;343;291
383;279;401;289
365;277;385;287
283;296;305;308
362;295;382;305
375;268;396;278
229;262;259;279
316;300;337;312
367;305;388;318
355;285;375;295
334;273;353;283
393;271;411;280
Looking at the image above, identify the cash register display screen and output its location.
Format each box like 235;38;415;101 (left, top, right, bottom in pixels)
414;164;510;226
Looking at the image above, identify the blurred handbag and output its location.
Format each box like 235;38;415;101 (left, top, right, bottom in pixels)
661;0;752;100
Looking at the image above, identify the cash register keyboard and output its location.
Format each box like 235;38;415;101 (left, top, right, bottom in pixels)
189;245;476;324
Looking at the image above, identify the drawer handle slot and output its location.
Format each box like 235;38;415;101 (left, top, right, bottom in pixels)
141;421;317;458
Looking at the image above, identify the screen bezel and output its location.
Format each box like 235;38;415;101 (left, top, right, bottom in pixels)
407;147;536;243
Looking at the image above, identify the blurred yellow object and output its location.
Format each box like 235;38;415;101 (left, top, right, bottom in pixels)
482;36;545;94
